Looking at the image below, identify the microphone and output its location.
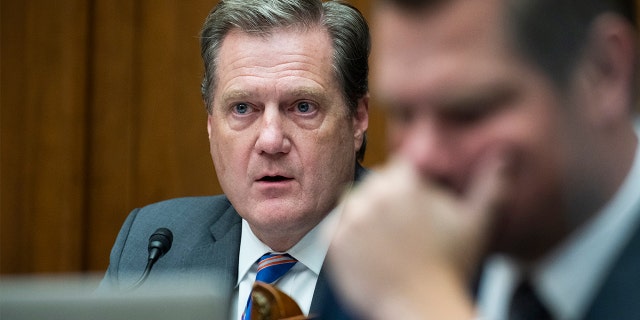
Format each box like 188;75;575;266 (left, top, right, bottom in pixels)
128;227;173;291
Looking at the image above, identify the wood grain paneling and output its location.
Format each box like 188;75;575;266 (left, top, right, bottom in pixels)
1;0;90;273
84;0;220;271
83;0;137;272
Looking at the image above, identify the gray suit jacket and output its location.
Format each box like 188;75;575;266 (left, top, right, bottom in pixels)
100;164;366;318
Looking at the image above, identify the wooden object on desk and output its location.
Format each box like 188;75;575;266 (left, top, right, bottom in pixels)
250;282;312;320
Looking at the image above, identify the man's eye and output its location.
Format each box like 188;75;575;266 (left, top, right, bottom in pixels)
445;108;487;124
234;103;250;114
388;106;414;125
295;102;313;113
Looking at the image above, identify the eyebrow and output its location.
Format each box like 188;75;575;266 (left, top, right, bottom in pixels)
219;87;329;105
219;90;251;104
288;87;327;102
378;80;518;117
438;83;518;114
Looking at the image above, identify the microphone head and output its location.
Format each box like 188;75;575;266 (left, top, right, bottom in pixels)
148;227;173;257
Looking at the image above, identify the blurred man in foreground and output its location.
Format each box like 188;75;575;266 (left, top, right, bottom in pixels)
328;0;639;319
100;1;369;319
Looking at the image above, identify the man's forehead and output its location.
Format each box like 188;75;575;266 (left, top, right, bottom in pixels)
216;27;333;71
374;0;508;45
374;4;511;82
372;0;537;113
214;27;335;84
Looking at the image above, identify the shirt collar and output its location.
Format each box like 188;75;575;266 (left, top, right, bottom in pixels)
236;208;338;286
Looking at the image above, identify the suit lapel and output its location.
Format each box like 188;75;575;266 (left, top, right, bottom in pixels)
181;201;242;297
309;262;360;320
582;220;640;320
209;203;243;293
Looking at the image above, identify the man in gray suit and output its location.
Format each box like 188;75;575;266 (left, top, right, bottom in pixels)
328;0;640;319
100;1;369;319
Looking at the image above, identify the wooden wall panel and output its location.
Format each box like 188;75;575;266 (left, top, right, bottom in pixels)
1;0;28;275
85;0;221;271
84;0;137;272
133;1;218;205
1;0;90;273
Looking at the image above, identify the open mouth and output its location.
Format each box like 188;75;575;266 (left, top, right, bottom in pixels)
258;175;293;182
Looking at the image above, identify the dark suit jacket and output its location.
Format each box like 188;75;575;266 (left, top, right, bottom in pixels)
466;213;640;320
581;219;640;320
100;163;367;318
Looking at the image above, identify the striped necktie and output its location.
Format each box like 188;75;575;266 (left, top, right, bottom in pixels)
242;253;297;320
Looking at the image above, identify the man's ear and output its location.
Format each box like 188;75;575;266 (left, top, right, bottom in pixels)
353;94;370;151
207;114;213;139
576;13;636;128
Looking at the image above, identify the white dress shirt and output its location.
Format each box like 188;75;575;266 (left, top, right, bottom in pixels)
477;121;640;320
229;209;338;320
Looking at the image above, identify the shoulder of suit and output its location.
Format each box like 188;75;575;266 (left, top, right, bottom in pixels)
133;195;238;225
141;195;231;211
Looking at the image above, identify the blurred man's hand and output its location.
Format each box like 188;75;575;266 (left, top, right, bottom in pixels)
327;153;509;319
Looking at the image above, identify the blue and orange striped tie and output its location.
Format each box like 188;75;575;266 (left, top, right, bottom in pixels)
242;253;297;320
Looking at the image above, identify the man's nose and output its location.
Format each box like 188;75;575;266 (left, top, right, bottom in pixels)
255;108;291;155
396;121;456;180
